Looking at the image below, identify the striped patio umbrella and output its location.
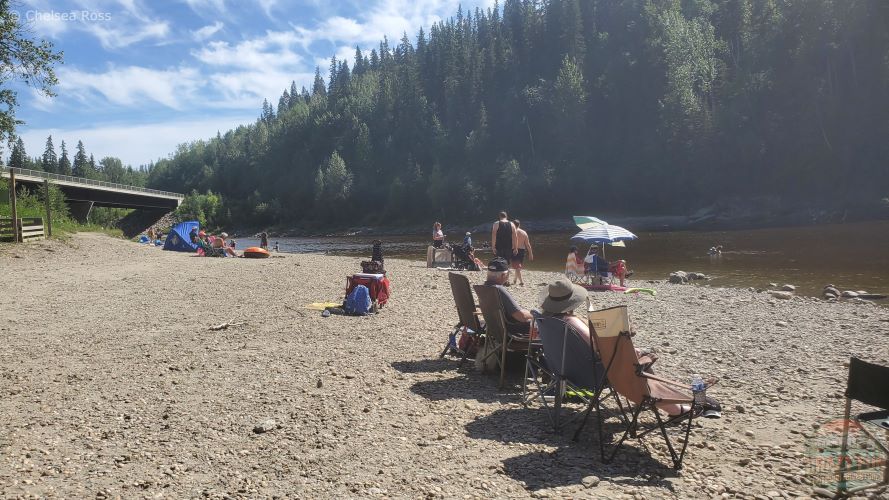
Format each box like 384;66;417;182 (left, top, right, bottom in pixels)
570;224;637;245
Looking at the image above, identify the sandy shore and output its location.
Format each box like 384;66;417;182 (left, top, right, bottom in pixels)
1;233;888;499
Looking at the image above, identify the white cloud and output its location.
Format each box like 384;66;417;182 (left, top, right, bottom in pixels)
192;21;224;41
58;65;202;109
85;19;170;49
208;70;314;109
257;0;277;17
183;0;227;16
293;0;453;48
19;115;257;167
192;30;300;70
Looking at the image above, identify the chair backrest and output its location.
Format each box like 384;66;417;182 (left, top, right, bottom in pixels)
588;305;648;405
473;284;508;344
846;357;889;410
535;315;603;390
449;272;481;331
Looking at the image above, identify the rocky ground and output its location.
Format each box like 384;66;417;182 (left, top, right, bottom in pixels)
1;234;887;499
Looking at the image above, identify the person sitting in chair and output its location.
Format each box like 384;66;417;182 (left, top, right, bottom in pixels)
483;257;533;335
540;279;721;418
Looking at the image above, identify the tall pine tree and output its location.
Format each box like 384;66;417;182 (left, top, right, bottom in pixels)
58;140;71;175
41;135;58;173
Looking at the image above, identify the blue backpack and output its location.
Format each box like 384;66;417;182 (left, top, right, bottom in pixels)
345;285;372;315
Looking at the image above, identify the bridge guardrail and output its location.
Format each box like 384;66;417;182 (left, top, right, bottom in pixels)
1;166;184;199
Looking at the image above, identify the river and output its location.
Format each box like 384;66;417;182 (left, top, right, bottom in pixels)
232;220;889;300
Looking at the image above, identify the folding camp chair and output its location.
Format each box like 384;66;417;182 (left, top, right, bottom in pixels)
439;272;485;366
473;284;532;389
573;305;702;470
834;357;889;496
523;312;615;431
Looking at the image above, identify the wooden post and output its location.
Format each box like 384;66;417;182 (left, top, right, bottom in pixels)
9;170;18;243
43;179;52;237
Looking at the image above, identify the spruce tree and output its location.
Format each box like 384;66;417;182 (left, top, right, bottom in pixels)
311;67;326;96
277;91;289;115
289;81;298;107
58;140;71;175
41;135;58;173
353;47;366;76
72;140;88;177
8;137;26;169
88;153;97;179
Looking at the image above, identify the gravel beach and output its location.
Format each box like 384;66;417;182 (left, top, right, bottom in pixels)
1;233;888;499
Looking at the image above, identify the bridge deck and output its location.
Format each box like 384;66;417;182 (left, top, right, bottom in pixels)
1;166;184;203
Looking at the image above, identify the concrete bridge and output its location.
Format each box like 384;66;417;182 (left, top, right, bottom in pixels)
2;166;183;222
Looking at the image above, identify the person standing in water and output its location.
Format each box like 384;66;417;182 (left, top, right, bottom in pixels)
260;232;269;250
511;219;533;286
491;211;518;265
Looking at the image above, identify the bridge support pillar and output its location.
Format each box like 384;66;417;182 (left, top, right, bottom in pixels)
68;201;94;223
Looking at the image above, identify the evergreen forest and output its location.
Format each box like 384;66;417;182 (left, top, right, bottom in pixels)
140;0;889;228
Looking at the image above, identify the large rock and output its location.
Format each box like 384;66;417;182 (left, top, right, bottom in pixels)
823;286;840;298
688;272;709;281
669;271;688;284
781;284;796;292
770;291;793;300
842;290;858;298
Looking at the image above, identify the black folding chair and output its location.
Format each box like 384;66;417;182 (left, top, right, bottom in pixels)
439;272;485;366
524;312;611;431
835;357;889;496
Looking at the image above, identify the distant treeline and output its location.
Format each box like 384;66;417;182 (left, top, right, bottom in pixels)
7;135;148;187
146;0;889;228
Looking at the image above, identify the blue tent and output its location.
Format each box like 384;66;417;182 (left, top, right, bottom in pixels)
163;221;199;252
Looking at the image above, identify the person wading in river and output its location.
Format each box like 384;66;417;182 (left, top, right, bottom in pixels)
491;212;518;277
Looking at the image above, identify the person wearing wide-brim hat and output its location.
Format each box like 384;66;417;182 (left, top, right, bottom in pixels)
537;278;590;345
539;278;588;315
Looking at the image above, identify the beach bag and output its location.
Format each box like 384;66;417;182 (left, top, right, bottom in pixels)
474;338;498;373
344;285;372;315
457;329;479;357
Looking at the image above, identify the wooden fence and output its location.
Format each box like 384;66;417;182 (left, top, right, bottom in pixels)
0;217;45;243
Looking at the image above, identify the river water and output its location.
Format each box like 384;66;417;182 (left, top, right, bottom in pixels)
233;221;889;300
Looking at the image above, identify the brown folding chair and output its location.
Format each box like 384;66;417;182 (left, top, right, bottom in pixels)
574;305;700;470
439;272;485;366
473;284;531;389
834;357;889;496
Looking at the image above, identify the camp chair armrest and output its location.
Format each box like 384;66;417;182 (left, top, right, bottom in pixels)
640;372;690;390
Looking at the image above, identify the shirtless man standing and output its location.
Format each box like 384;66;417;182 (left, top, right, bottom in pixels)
511;219;534;285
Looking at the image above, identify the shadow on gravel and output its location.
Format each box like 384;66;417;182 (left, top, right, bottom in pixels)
391;358;459;374
409;376;518;404
466;408;680;491
501;450;677;492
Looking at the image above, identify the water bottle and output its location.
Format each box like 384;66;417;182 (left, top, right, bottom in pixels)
691;374;706;403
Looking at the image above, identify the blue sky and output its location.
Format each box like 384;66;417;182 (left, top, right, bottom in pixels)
13;0;491;168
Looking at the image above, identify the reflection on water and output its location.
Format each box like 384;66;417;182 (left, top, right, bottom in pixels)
234;221;889;299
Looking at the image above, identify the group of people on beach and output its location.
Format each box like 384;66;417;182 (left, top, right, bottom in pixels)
433;210;534;285
481;255;721;418
191;228;239;257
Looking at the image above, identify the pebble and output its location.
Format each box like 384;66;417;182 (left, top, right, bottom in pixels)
253;419;277;434
776;321;788;327
582;475;600;488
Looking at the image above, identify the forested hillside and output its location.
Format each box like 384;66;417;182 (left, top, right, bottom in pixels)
145;0;889;228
